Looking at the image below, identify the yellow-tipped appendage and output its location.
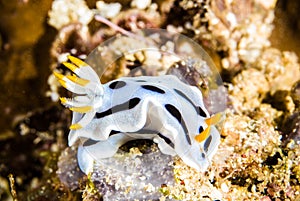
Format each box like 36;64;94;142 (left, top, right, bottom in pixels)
60;97;68;104
62;55;87;73
63;62;78;72
53;56;98;131
53;71;68;89
68;55;89;68
70;123;82;130
53;71;64;80
66;75;90;86
70;106;92;113
58;80;67;89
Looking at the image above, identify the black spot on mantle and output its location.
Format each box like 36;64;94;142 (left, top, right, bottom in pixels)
96;98;141;119
109;81;126;89
165;104;191;145
141;85;165;94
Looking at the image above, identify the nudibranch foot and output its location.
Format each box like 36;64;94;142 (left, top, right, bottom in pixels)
77;133;136;173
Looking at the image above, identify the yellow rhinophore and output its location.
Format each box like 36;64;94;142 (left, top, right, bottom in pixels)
195;113;222;143
205;112;222;125
195;126;211;143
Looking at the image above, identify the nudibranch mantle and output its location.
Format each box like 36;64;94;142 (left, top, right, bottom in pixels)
54;56;220;174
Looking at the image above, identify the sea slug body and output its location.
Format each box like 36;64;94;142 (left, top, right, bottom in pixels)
54;55;220;174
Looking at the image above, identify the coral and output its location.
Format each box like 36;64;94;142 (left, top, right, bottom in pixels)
255;48;300;94
95;1;122;19
229;68;269;112
48;0;94;30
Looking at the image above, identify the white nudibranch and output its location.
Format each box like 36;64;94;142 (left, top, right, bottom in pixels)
54;55;221;174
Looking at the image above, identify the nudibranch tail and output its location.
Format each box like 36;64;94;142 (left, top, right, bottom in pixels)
195;113;222;143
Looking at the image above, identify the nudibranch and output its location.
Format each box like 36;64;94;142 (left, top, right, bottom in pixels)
54;55;220;174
